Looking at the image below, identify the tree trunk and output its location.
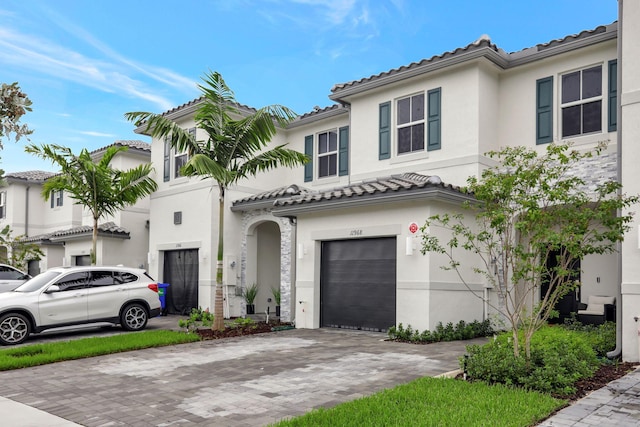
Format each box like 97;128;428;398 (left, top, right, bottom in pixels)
91;216;98;265
212;186;226;331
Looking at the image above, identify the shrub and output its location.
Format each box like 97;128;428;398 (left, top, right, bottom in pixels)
561;316;616;358
464;326;599;395
388;320;493;344
178;307;214;331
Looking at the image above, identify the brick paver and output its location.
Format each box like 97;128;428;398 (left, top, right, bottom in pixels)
0;326;484;426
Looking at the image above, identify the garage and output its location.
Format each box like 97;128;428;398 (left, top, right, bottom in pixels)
320;237;397;332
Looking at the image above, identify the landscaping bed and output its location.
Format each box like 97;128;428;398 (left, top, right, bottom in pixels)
194;322;294;340
568;362;638;401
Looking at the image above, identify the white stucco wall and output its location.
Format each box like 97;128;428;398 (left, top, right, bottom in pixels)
293;198;486;331
620;0;640;362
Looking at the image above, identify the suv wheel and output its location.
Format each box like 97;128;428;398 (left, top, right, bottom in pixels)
0;313;31;345
121;303;148;331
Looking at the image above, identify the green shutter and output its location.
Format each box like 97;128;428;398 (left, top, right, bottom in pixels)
427;88;441;151
379;102;391;160
536;76;553;144
304;135;313;182
338;126;349;176
608;60;617;132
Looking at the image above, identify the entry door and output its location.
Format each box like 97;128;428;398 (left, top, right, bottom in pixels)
163;250;199;315
321;237;396;332
541;248;581;324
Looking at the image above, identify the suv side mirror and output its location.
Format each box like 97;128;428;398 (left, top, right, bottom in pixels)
44;284;61;294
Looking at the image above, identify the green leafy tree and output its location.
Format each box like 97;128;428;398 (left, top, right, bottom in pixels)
126;71;308;330
0;225;44;271
421;142;638;360
24;144;158;265
1;82;32;143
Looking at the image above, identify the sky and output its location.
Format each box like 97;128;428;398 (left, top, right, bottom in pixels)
0;0;619;173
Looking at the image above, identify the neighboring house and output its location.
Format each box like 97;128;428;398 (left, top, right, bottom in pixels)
0;140;152;274
137;4;640;360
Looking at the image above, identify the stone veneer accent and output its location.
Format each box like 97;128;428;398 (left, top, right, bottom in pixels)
240;208;294;322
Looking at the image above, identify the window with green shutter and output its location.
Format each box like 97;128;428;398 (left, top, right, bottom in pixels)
608;60;617;132
338;126;349;176
379;102;391;160
304;135;313;182
427;88;441;151
536;76;554;144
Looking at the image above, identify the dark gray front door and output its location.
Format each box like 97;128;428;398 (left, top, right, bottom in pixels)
163;249;199;315
321;237;396;332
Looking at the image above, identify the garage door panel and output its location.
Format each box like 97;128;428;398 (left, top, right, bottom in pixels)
321;238;396;332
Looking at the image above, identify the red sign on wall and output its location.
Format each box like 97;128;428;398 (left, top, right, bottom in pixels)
409;222;419;234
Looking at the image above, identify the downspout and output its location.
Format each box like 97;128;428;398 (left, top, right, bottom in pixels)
25;185;29;237
608;0;623;359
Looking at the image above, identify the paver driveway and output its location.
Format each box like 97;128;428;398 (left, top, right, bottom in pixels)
0;328;487;426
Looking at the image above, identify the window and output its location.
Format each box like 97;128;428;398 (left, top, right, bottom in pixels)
304;126;349;182
0;191;5;219
561;65;602;138
174;127;194;178
89;271;115;287
397;93;425;154
55;272;88;291
317;130;337;178
163;136;171;182
50;190;63;208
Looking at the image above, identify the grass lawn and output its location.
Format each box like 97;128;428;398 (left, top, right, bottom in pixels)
0;330;200;371
272;376;565;427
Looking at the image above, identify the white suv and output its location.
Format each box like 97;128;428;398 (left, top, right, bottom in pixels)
0;264;31;293
0;266;162;345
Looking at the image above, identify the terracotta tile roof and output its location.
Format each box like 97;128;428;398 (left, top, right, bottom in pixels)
273;173;465;209
92;140;151;154
5;170;57;182
330;22;616;99
21;222;130;243
232;184;312;211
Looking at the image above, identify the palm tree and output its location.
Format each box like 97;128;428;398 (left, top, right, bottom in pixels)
126;71;307;330
25;143;158;265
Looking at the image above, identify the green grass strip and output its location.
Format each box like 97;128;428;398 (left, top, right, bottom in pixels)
273;376;564;427
0;330;200;371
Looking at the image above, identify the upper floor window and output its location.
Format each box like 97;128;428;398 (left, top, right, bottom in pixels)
50;190;63;208
397;93;425;154
561;65;602;138
164;128;195;181
0;191;6;219
318;130;338;178
379;88;440;160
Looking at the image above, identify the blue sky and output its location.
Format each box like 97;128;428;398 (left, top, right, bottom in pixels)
0;0;618;173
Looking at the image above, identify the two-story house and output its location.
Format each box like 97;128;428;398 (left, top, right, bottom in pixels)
138;3;640;360
0;140;152;274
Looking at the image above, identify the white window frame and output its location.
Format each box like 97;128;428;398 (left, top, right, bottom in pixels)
396;92;425;155
560;64;603;138
50;190;63;208
0;191;5;219
317;129;338;179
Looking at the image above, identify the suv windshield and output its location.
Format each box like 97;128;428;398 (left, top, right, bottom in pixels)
15;271;62;292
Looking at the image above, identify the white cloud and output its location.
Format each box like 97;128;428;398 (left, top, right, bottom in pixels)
78;131;116;138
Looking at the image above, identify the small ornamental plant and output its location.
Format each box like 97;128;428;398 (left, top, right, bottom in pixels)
178;307;214;332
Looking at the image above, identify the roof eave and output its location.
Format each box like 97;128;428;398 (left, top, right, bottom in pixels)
287;107;350;129
49;231;131;243
330;47;508;102
231;199;277;212
272;187;474;217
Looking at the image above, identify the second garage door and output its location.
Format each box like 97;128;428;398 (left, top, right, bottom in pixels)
320;237;396;332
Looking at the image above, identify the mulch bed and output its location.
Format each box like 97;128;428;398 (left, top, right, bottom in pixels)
194;322;293;340
566;361;638;401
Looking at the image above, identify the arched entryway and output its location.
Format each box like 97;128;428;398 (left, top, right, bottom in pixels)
246;221;281;317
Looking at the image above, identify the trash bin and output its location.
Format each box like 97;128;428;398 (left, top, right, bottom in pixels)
157;283;170;316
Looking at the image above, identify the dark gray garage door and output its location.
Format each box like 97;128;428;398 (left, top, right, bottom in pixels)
321;237;396;332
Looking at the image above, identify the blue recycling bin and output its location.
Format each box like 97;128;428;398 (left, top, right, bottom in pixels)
157;283;170;315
